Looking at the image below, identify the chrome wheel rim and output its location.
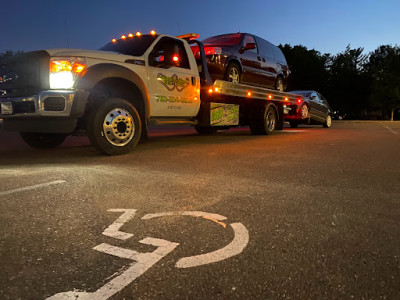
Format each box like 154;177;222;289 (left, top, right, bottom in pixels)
265;111;276;132
103;108;135;146
326;115;332;127
301;105;309;119
276;79;284;92
228;67;239;83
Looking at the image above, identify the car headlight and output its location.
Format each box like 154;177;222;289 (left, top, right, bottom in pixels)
49;57;86;89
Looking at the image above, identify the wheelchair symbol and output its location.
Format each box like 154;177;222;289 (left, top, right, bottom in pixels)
47;209;249;300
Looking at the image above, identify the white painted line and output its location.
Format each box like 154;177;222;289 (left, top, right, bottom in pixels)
0;180;66;196
102;209;137;240
94;243;140;261
383;124;399;135
47;238;179;300
176;222;249;268
142;211;228;221
282;130;307;133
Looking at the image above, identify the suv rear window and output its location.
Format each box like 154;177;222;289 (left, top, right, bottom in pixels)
100;35;158;56
203;33;241;46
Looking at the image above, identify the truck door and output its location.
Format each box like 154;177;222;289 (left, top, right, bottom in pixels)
147;37;200;117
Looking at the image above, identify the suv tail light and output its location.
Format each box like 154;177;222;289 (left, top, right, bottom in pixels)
190;46;222;59
204;47;222;55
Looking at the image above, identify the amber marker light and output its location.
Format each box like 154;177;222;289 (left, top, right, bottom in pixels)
208;88;213;93
112;39;117;43
247;91;252;96
268;94;272;99
284;97;289;101
72;62;86;73
128;33;134;38
150;30;156;35
136;31;142;36
214;87;220;92
121;35;127;40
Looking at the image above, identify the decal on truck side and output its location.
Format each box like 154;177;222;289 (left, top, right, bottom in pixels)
156;95;194;103
157;73;190;92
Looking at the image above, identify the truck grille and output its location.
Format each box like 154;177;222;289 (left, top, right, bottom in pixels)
0;51;50;99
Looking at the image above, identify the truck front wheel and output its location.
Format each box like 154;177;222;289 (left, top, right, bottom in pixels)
87;98;142;155
20;132;67;149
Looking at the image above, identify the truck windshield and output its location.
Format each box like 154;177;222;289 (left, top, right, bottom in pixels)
203;33;242;46
100;35;158;56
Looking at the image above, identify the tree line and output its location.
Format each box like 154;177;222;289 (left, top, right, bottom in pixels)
279;44;400;120
2;45;400;120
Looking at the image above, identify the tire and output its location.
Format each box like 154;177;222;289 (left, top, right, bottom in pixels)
323;114;332;128
224;63;241;84
300;105;309;119
194;125;217;135
250;105;277;135
87;97;142;155
20;132;67;149
289;121;298;128
275;77;284;92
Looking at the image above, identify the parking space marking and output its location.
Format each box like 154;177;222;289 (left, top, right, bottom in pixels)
94;243;141;260
141;211;249;268
47;238;179;300
47;209;249;300
142;211;228;221
382;124;399;135
282;130;308;133
102;209;137;240
0;180;66;196
176;222;249;268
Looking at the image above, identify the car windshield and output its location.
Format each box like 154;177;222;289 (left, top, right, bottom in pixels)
290;91;312;97
100;35;158;56
202;33;241;46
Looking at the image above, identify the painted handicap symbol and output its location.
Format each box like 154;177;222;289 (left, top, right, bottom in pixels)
47;209;249;300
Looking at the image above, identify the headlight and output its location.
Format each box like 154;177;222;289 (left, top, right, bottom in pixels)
49;57;86;89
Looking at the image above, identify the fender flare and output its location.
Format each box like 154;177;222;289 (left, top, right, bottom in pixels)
75;63;150;119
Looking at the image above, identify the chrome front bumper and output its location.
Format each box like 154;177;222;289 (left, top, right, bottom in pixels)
0;90;76;117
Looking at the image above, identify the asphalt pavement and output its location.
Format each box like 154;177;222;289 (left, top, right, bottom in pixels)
0;121;399;299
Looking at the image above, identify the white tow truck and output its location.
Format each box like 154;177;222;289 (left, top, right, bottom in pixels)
0;31;303;155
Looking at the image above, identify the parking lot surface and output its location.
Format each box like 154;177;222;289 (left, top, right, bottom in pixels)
1;121;399;299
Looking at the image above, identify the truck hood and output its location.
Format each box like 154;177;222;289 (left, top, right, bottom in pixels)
45;48;140;62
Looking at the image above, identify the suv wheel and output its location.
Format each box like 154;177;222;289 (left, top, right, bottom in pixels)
275;77;284;92
225;63;241;84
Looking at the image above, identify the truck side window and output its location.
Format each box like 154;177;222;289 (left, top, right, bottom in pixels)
149;37;190;69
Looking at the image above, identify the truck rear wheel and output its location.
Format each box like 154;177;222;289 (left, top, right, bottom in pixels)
250;105;277;135
87;98;142;155
20;132;67;149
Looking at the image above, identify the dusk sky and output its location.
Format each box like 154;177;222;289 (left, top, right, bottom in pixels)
1;0;399;55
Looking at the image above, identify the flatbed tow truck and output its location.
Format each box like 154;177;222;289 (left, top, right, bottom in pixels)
0;31;304;155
